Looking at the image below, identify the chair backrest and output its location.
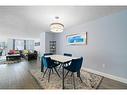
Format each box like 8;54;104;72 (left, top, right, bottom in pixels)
69;57;83;72
41;56;53;68
0;50;3;56
64;53;72;57
44;53;53;56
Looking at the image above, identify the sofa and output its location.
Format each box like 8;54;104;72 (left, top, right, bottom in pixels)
27;50;38;61
21;50;38;61
8;50;20;55
8;50;38;61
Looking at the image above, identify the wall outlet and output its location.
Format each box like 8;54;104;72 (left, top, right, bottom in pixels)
102;64;105;68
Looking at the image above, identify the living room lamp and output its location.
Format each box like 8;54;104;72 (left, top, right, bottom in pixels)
50;16;64;33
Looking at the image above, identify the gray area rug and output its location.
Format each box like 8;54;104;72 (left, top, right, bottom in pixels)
30;68;103;89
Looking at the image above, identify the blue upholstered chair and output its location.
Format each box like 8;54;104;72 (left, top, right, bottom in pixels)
63;53;72;66
41;53;53;72
64;53;72;57
64;57;83;89
43;53;53;56
42;56;60;82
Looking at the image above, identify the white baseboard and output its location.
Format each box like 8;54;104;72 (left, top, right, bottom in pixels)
82;68;127;84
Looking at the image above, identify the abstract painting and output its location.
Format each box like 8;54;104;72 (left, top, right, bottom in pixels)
66;32;87;45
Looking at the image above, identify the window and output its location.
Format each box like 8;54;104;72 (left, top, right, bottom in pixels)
0;42;6;49
26;40;34;50
15;40;24;50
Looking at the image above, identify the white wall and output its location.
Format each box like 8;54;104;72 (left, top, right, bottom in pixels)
7;38;13;51
0;36;7;42
45;32;54;53
54;10;127;80
34;39;40;52
40;32;54;55
40;32;46;55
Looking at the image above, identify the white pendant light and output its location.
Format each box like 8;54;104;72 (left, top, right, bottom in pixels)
50;16;64;33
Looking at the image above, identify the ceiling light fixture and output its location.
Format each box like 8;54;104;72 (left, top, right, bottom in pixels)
50;16;64;33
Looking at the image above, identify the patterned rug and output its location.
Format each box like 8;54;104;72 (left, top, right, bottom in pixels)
0;56;21;64
30;68;103;89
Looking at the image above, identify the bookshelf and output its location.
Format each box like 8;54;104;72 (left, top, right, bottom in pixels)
49;41;56;54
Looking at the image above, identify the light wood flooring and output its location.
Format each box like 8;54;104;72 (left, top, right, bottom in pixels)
0;58;127;89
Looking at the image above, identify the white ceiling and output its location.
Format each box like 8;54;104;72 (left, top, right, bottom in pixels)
0;6;127;38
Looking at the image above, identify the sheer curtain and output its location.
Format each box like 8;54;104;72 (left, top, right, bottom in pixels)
26;40;34;50
8;39;34;51
15;40;24;50
0;42;5;49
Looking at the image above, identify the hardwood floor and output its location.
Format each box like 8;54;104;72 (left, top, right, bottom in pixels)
0;58;127;89
98;77;127;89
0;60;41;89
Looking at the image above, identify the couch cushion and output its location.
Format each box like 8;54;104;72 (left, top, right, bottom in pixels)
23;50;29;54
15;50;20;54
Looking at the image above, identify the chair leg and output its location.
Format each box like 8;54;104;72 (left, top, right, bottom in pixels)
72;73;76;89
79;76;83;83
77;71;83;83
71;72;73;76
64;70;69;79
51;68;54;74
48;69;51;82
54;67;61;78
58;64;62;71
43;68;48;78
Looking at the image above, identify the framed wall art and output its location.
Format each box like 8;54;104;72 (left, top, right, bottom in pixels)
66;32;87;45
35;42;40;46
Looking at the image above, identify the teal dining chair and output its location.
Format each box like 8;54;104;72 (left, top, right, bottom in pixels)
42;56;60;82
64;57;83;89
